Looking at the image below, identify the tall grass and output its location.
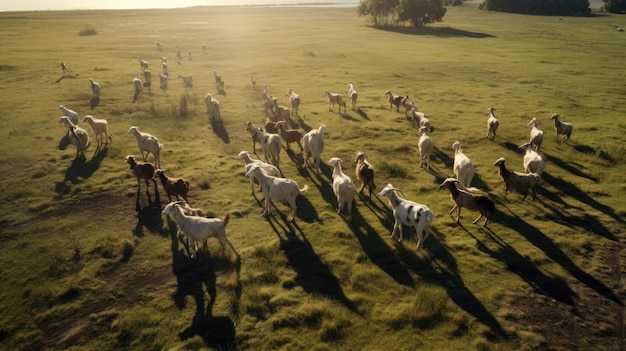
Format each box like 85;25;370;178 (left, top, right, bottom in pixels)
0;4;625;351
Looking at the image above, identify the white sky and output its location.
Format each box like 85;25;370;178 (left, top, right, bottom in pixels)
1;0;356;12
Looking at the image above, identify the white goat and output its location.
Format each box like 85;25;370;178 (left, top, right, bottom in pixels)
204;93;221;121
159;74;168;90
486;106;499;140
418;126;434;170
377;183;435;249
328;157;355;221
245;165;308;222
59;105;79;125
162;62;168;76
354;152;375;201
324;89;346;113
302;124;327;174
235;150;282;195
251;128;282;169
89;78;101;99
127;126;162;168
527;117;544;152
163;201;240;259
139;59;149;71
494;157;540;201
439;178;495;226
272;98;291;121
348;82;358;110
519;142;546;176
549;113;573;143
452;141;475;189
287;88;301;117
59;116;89;160
406;103;428;129
178;74;193;88
132;76;142;102
82;115;111;151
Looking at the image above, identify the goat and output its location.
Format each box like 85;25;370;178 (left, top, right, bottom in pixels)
59;116;89;161
263;119;281;135
125;155;158;210
354;152;376;201
143;69;152;92
235;150;282;195
377;183;435;249
163;201;240;259
272;98;291;122
127;126;162;168
287;88;300;117
59;105;79;125
405;103;428;129
162;62;168;76
251;128;282;169
178;74;193;88
452;141;475;189
89;78;101;99
549;113;573;143
527;117;544;152
159;74;168;90
132;76;142;102
486;107;499;140
328;157;356;221
82;115;111;152
153;169;190;204
263;92;275;118
139;59;149;71
348;82;358;110
384;90;408;112
204;93;221;121
324;89;346;113
439;178;494;226
302;124;327;174
519;142;546;176
494;157;540;201
245;164;308;222
275;121;303;152
418;126;434;170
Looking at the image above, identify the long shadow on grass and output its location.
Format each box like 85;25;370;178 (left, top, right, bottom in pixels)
166;217;240;350
375;25;495;38
542;151;598;183
266;213;359;313
54;147;108;196
494;207;622;305
209;117;230;144
397;237;508;339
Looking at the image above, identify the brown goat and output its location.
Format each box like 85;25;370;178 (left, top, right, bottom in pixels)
125;155;158;210
276;121;303;152
384;90;408;112
354;152;376;201
153;169;190;204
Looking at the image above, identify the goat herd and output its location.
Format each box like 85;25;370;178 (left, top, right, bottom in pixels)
55;52;575;260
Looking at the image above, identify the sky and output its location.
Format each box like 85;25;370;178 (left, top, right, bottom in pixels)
0;0;357;12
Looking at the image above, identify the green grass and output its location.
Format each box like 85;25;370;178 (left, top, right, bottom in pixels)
1;4;625;351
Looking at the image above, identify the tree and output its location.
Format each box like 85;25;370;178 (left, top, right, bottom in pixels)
480;0;590;15
357;0;400;26
397;0;447;28
604;0;626;13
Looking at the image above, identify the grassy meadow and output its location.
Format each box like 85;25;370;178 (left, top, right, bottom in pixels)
1;3;626;350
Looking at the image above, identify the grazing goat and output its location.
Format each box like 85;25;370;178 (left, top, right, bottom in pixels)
302;124;327;174
378;183;435;249
89;78;101;99
418;127;434;170
549;113;573;143
328;157;356;221
178;74;193;88
275;121;303;152
452;141;475;189
82;115;111;152
245;165;308;222
235;150;282;195
354;152;375;201
59;105;79;125
486;107;499;140
324;89;346;113
125;155;157;210
287;88;301;117
132;76;142;102
159;74;168;90
519;142;546;176
251;128;282;169
163;201;240;259
59;116;89;161
127;126;162;168
527;117;544;152
439;178;494;226
384;90;408;112
494;157;540;201
153;169;190;203
204;93;221;121
348;82;358;110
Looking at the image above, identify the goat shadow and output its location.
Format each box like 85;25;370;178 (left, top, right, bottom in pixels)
54;147;108;196
375;25;495;38
266;213;359;314
165;217;240;350
133;209;166;238
354;107;369;120
209;117;230;144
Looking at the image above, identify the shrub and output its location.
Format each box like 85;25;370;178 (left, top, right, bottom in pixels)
604;0;626;13
79;25;97;36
